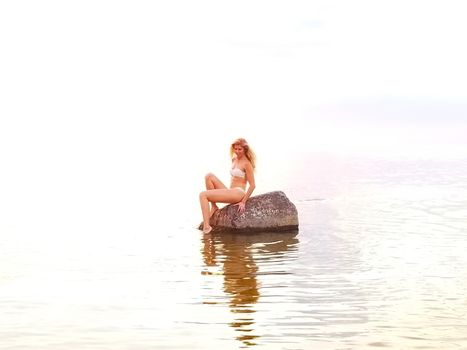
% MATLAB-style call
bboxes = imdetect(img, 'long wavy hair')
[230,138,256,170]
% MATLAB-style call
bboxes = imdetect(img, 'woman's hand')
[236,201,246,213]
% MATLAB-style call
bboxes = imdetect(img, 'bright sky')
[1,1,466,232]
[1,0,466,157]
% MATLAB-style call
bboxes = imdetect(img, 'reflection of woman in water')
[201,231,299,347]
[222,237,260,308]
[199,138,256,234]
[202,233,260,346]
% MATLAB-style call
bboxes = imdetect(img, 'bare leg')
[204,173,226,217]
[205,173,227,190]
[210,204,219,218]
[199,192,213,234]
[199,188,244,234]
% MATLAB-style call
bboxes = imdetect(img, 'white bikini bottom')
[232,187,246,193]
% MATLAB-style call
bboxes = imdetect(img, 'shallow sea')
[1,153,467,349]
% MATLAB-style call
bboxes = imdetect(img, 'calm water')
[1,154,467,349]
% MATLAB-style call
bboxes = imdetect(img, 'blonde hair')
[230,138,256,169]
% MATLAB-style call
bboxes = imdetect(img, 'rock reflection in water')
[201,230,299,348]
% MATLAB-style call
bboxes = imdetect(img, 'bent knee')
[205,172,216,181]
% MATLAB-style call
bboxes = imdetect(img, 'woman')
[199,138,256,234]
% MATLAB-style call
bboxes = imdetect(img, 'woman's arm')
[237,162,255,212]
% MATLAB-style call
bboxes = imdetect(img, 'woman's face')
[233,145,245,158]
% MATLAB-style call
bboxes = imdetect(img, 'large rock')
[199,191,299,233]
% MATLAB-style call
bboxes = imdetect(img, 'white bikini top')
[230,167,246,178]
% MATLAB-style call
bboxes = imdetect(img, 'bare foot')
[203,225,213,234]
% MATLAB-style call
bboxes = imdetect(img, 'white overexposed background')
[1,0,466,236]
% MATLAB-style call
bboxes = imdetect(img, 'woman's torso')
[230,159,247,189]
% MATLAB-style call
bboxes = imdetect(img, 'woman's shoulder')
[241,159,253,169]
